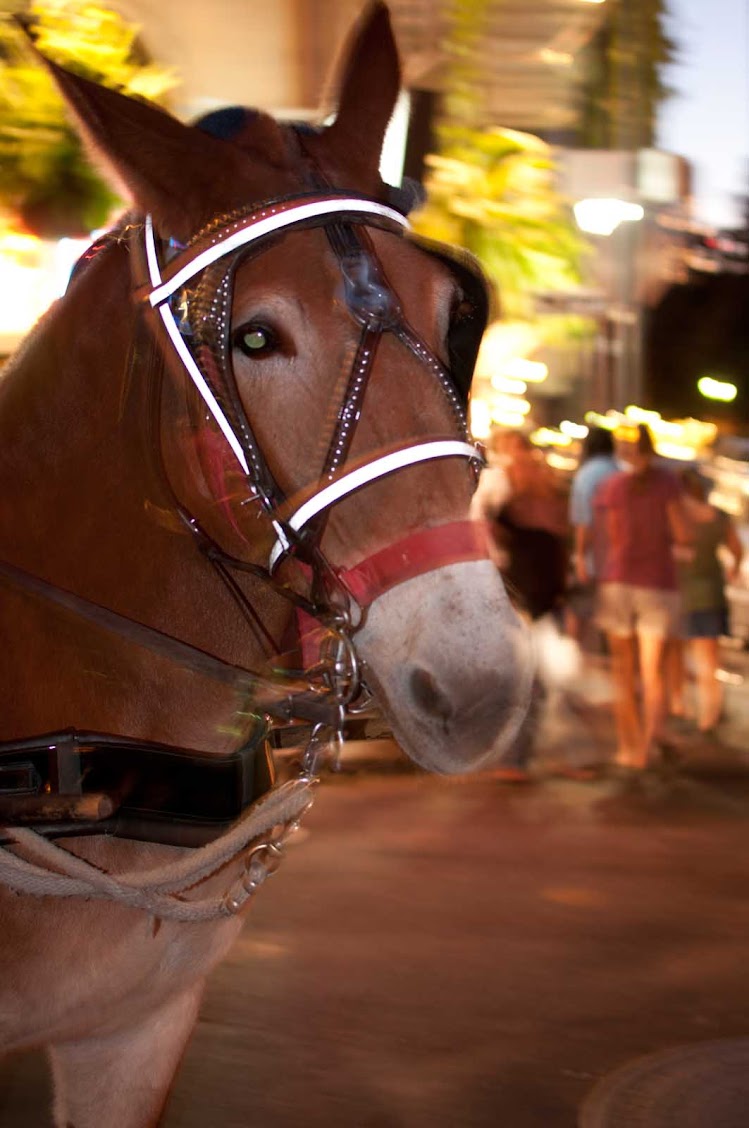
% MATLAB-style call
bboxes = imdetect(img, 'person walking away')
[485,429,569,622]
[593,424,690,770]
[677,467,743,734]
[471,429,572,779]
[568,426,619,648]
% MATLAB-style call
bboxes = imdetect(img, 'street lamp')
[573,197,644,236]
[697,376,737,403]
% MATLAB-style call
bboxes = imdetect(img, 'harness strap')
[0,557,337,727]
[268,439,482,570]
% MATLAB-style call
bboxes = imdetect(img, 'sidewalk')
[3,648,749,1128]
[335,642,749,783]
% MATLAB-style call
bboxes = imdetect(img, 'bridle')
[136,187,491,721]
[0,185,493,865]
[140,191,483,566]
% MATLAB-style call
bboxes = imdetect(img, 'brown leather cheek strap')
[336,519,493,609]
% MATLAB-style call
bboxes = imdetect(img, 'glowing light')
[546,451,579,471]
[493,394,531,416]
[469,399,492,440]
[492,411,527,429]
[0,229,94,349]
[653,441,700,462]
[531,427,573,447]
[503,357,548,383]
[0,233,55,343]
[584,411,619,431]
[585,406,718,458]
[475,321,540,377]
[490,374,527,395]
[539,48,573,66]
[55,236,96,293]
[697,376,738,403]
[624,405,661,425]
[559,420,589,439]
[573,198,644,236]
[380,91,411,187]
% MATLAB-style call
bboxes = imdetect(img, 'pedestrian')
[471,428,573,779]
[568,425,619,648]
[478,429,569,623]
[676,467,743,734]
[593,424,691,769]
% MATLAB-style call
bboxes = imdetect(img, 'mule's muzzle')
[354,559,534,774]
[402,662,532,772]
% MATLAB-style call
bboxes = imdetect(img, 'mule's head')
[36,1,532,771]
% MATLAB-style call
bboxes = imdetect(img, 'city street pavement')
[2,650,749,1126]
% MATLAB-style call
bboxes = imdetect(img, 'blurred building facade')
[2,0,701,425]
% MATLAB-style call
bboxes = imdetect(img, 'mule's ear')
[17,25,247,239]
[325,2,400,174]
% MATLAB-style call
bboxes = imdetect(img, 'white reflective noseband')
[268,440,482,571]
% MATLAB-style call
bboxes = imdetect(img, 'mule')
[0,4,532,1125]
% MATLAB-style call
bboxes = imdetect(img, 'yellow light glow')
[546,451,579,471]
[651,419,683,439]
[493,394,531,416]
[492,411,527,429]
[584,406,718,458]
[531,427,573,447]
[624,405,661,424]
[584,411,619,431]
[475,321,540,377]
[559,420,589,439]
[653,441,700,462]
[0,228,93,348]
[490,374,527,395]
[469,399,492,440]
[503,357,548,383]
[697,376,738,403]
[0,245,54,341]
[539,48,573,66]
[0,230,40,261]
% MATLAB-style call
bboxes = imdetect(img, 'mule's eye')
[452,295,475,326]
[233,324,278,357]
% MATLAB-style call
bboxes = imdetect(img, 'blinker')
[340,253,397,330]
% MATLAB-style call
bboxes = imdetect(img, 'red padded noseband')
[337,519,492,609]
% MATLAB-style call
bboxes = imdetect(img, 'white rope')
[0,779,314,922]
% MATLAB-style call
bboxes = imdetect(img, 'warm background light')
[697,375,738,403]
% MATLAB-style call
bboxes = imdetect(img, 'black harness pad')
[0,726,274,846]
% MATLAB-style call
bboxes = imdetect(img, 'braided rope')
[0,779,315,922]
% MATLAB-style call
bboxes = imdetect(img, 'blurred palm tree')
[411,124,589,322]
[577,0,676,150]
[0,0,177,237]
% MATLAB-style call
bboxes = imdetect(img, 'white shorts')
[596,582,682,638]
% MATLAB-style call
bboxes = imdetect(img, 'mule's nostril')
[409,667,454,722]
